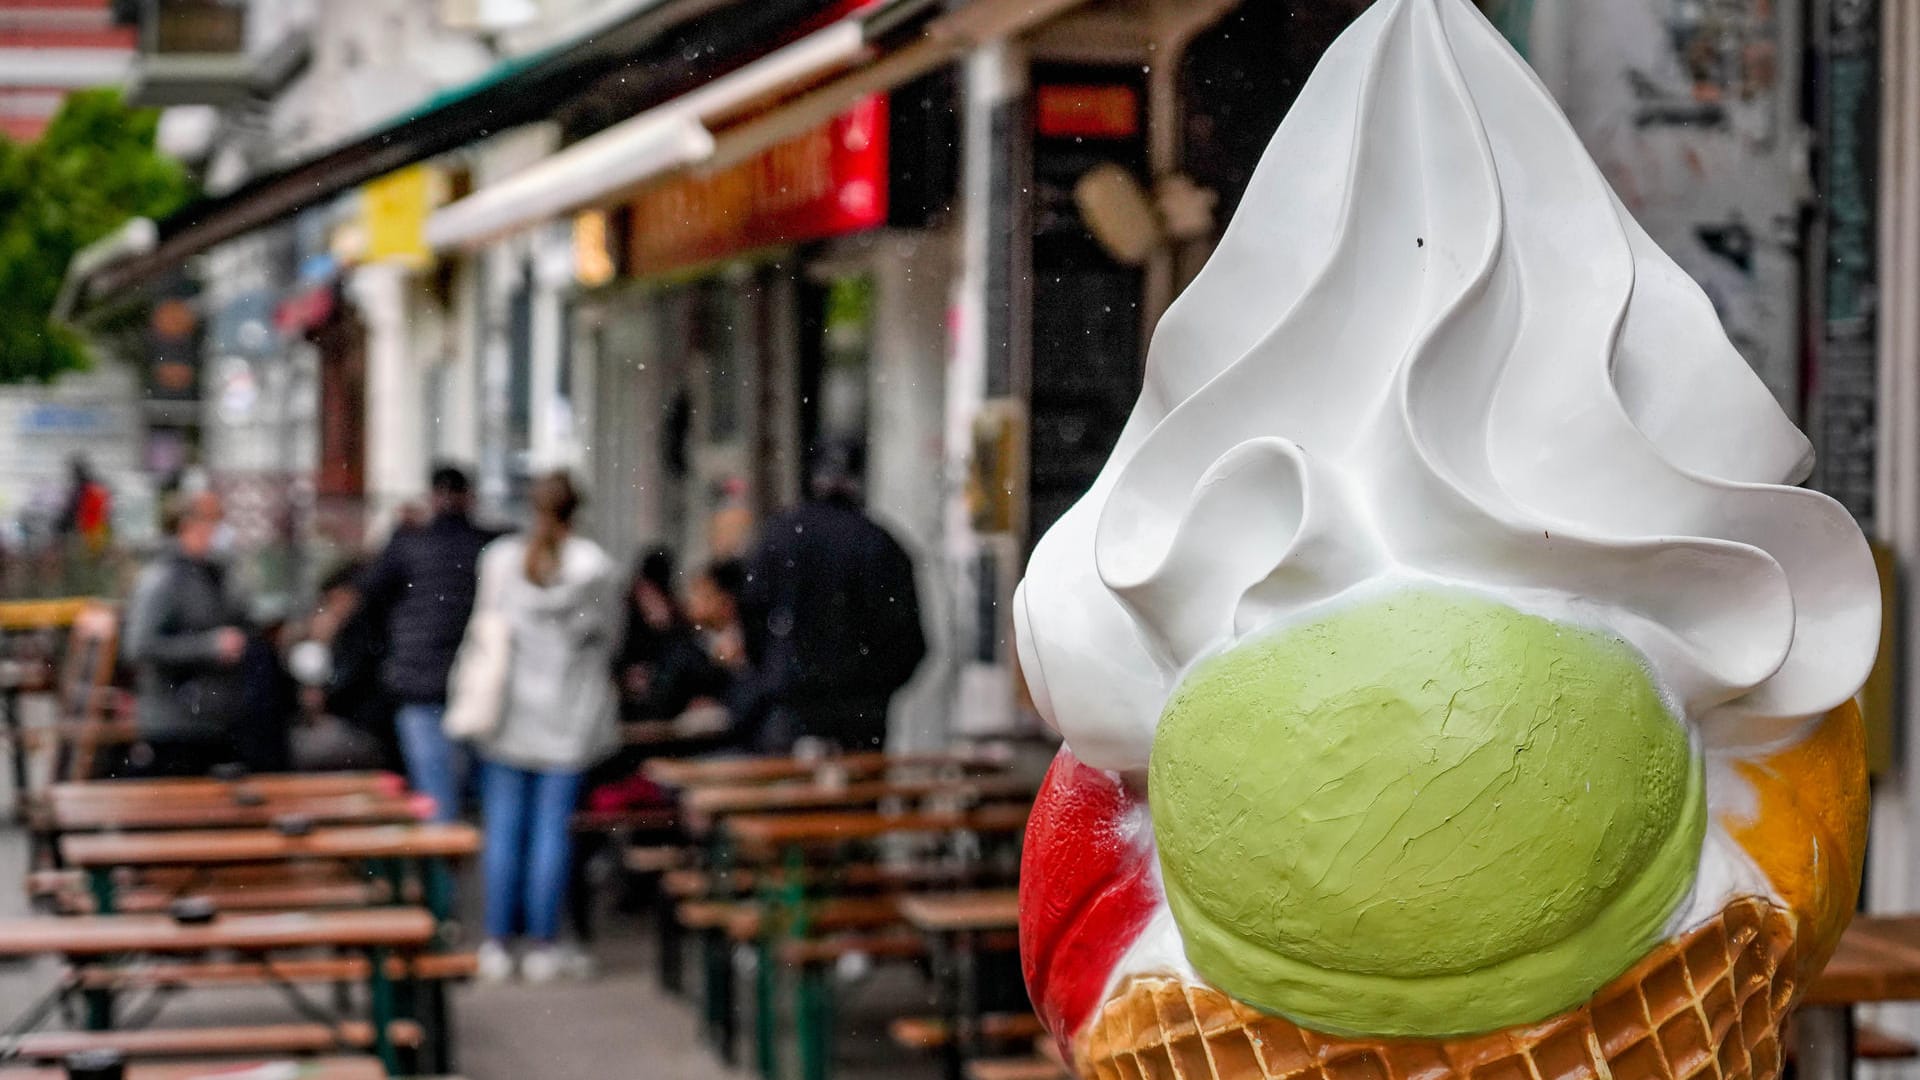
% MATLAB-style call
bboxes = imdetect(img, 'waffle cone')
[1076,897,1799,1080]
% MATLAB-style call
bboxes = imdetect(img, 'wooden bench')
[890,1014,1047,1051]
[50,878,385,915]
[49,773,405,809]
[0,909,440,1074]
[0,1056,387,1078]
[47,792,428,833]
[622,844,689,874]
[680,775,1035,833]
[661,860,973,899]
[965,1059,1068,1080]
[724,896,906,942]
[645,748,1014,788]
[0,908,437,958]
[60,822,478,919]
[31,861,370,902]
[724,805,1030,860]
[73,951,478,990]
[5,1021,424,1062]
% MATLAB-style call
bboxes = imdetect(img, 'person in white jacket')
[465,472,621,983]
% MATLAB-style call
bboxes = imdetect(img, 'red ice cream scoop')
[1019,747,1160,1055]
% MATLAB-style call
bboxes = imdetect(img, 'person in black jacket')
[742,453,927,752]
[350,465,499,821]
[120,491,251,776]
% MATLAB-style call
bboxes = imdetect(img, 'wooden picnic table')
[0,1056,388,1079]
[46,791,429,832]
[900,890,1020,935]
[0,909,438,1075]
[1800,915,1920,1080]
[0,908,436,957]
[725,805,1029,858]
[60,822,478,921]
[645,748,1013,789]
[681,775,1035,833]
[902,891,1023,1080]
[50,773,404,806]
[61,823,478,870]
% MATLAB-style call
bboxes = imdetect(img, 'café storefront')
[573,87,955,574]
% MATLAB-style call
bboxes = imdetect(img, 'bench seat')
[10,1020,424,1062]
[966,1059,1069,1080]
[74,952,478,990]
[890,1014,1046,1052]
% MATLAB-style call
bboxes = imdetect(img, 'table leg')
[1795,1005,1854,1080]
[702,928,737,1064]
[797,961,833,1080]
[367,946,399,1076]
[4,684,25,821]
[954,930,980,1079]
[82,986,112,1031]
[422,979,454,1076]
[421,857,455,925]
[755,935,778,1080]
[86,867,115,916]
[657,896,684,996]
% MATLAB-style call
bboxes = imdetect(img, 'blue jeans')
[479,759,583,943]
[396,704,467,823]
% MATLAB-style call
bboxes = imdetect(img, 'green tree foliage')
[0,89,194,383]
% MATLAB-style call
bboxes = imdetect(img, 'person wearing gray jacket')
[120,491,251,776]
[465,473,622,984]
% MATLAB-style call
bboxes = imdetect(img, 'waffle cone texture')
[1077,898,1799,1080]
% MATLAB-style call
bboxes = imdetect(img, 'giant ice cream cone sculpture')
[1012,1,1879,1077]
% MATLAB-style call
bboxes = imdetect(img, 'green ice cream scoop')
[1150,588,1704,1039]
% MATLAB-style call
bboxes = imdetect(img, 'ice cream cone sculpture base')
[1077,898,1798,1080]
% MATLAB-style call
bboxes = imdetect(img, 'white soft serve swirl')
[1013,0,1878,799]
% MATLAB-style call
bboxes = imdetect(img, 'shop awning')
[424,18,877,251]
[425,0,1095,251]
[59,0,875,322]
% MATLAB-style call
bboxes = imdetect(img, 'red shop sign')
[630,95,888,274]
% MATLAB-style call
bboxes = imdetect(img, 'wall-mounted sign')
[573,209,619,287]
[629,96,889,275]
[1036,84,1141,139]
[16,404,113,437]
[360,165,442,269]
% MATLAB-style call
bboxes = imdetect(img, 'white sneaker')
[476,940,515,985]
[520,945,564,984]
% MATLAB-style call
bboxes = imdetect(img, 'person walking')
[120,491,250,776]
[463,472,621,982]
[352,465,497,821]
[743,449,928,753]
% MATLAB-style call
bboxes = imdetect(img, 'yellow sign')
[573,210,617,288]
[360,166,441,268]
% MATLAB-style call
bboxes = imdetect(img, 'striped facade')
[0,0,133,140]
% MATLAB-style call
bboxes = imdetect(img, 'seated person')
[617,549,731,721]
